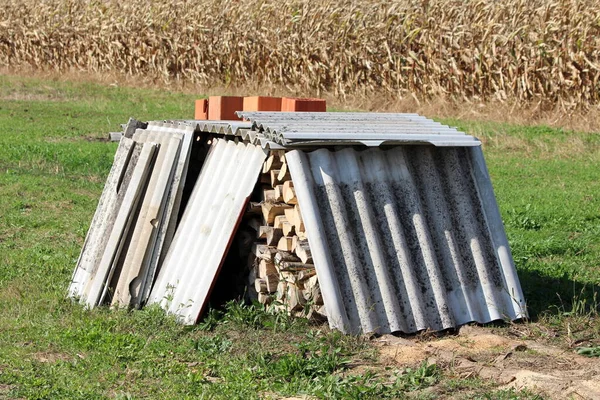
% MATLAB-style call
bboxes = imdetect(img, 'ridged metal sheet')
[111,131,183,308]
[148,138,267,324]
[237,112,480,147]
[69,137,137,300]
[162,120,286,149]
[286,146,527,335]
[136,123,195,270]
[69,123,194,308]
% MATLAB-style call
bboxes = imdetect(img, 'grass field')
[0,74,599,399]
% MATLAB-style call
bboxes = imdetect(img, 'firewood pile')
[243,150,326,322]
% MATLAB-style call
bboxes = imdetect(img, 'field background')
[2,0,600,109]
[1,0,600,397]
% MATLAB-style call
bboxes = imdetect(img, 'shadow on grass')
[518,268,600,321]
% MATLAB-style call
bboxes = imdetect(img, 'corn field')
[1,0,599,106]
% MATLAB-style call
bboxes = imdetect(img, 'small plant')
[576,346,600,357]
[192,335,232,357]
[396,361,440,391]
[197,307,224,331]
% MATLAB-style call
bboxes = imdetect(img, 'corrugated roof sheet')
[148,138,267,324]
[69,137,137,300]
[237,112,480,147]
[69,123,194,307]
[111,131,183,307]
[286,145,527,335]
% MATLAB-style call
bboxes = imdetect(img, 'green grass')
[2,73,598,399]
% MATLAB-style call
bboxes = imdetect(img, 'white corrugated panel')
[111,132,183,307]
[83,142,158,307]
[148,138,267,324]
[68,137,136,299]
[286,145,527,335]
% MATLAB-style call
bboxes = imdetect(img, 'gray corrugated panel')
[136,124,195,275]
[191,121,252,136]
[83,142,158,307]
[111,132,183,308]
[236,112,477,147]
[286,146,527,335]
[69,138,136,299]
[148,138,267,324]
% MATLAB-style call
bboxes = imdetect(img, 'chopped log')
[265,274,279,293]
[270,170,280,188]
[257,260,279,293]
[273,215,288,230]
[262,189,278,202]
[254,278,267,293]
[274,251,300,266]
[282,222,295,237]
[279,261,315,272]
[261,203,292,224]
[258,259,277,277]
[285,205,304,232]
[274,184,284,200]
[277,236,294,252]
[258,226,283,246]
[291,235,299,252]
[307,305,327,322]
[297,269,316,282]
[294,239,313,264]
[277,163,291,182]
[304,274,319,292]
[258,292,272,305]
[262,154,283,174]
[282,181,297,204]
[251,243,276,261]
[246,202,262,216]
[276,281,287,301]
[279,271,297,284]
[303,275,323,304]
[286,285,305,311]
[296,231,307,240]
[284,208,296,226]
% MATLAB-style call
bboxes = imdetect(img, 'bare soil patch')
[376,325,600,399]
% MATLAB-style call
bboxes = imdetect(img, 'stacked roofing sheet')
[70,111,527,335]
[69,123,195,308]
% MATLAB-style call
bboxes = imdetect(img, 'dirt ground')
[376,325,600,399]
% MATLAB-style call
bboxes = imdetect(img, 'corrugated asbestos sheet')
[286,145,527,335]
[69,123,194,308]
[148,138,267,324]
[236,112,481,147]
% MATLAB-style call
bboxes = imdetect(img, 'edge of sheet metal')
[148,139,268,324]
[286,146,527,335]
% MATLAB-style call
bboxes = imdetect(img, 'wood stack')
[243,151,326,321]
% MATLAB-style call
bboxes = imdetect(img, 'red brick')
[194,99,208,120]
[282,97,327,112]
[208,96,244,120]
[243,96,282,111]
